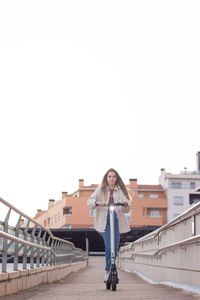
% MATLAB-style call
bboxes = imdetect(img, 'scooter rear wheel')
[106,282,111,290]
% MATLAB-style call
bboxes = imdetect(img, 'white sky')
[0,1,200,219]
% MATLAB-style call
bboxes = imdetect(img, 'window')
[63,206,72,216]
[90,210,96,217]
[171,181,182,189]
[55,215,57,223]
[44,220,47,226]
[173,196,184,205]
[48,217,50,226]
[51,217,53,225]
[190,182,196,189]
[62,224,72,229]
[191,199,200,205]
[149,210,160,218]
[58,212,60,221]
[138,194,143,198]
[143,208,145,215]
[149,194,159,199]
[189,194,200,205]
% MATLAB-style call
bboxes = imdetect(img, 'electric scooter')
[97,202,125,291]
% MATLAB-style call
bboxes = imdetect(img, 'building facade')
[129,179,167,226]
[159,152,200,222]
[33,178,167,229]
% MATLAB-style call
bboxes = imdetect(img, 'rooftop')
[137,184,163,191]
[79,183,164,191]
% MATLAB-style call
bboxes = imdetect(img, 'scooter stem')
[110,206,115,265]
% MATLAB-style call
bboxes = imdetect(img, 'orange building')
[129,179,167,226]
[33,179,167,228]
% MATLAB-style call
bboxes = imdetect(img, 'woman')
[87,168,131,282]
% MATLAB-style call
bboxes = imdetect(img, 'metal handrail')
[0,197,76,248]
[0,231,76,258]
[153,234,200,256]
[0,231,50,251]
[132,201,200,245]
[0,197,87,272]
[119,201,200,262]
[119,235,200,261]
[121,235,200,258]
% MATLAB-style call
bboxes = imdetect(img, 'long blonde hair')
[101,168,131,201]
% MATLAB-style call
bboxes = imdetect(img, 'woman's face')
[107,171,117,187]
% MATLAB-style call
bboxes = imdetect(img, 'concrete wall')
[119,244,200,286]
[0,260,86,297]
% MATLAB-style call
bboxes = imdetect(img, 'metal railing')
[180,170,200,175]
[129,201,200,246]
[0,197,87,273]
[119,201,200,261]
[153,234,200,257]
[118,200,200,288]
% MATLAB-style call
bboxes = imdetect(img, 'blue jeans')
[102,211,120,271]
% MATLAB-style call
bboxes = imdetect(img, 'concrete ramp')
[0,257,199,299]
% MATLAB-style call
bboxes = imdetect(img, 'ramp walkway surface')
[1,256,199,299]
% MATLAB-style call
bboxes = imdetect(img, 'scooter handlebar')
[111,203,126,206]
[95,202,126,207]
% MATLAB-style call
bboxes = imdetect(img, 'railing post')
[23,220,30,269]
[57,241,61,265]
[45,236,52,266]
[30,227,36,269]
[47,236,53,266]
[61,242,65,263]
[2,208,11,272]
[36,228,42,267]
[86,237,89,266]
[41,232,47,266]
[14,215,21,271]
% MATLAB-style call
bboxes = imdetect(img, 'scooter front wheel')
[111,273,117,291]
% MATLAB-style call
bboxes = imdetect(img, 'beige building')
[159,152,200,222]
